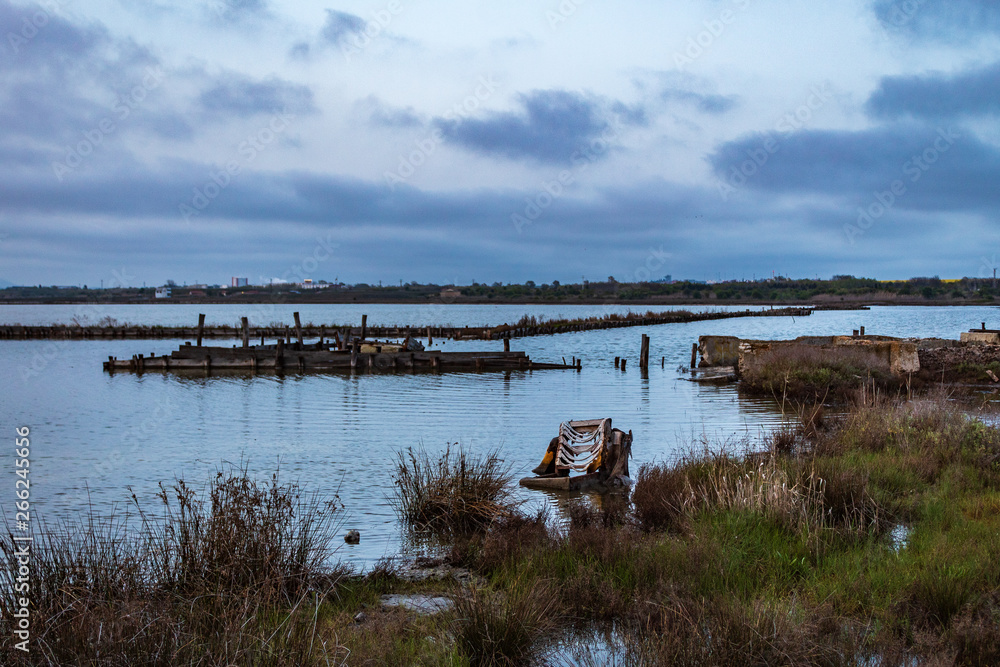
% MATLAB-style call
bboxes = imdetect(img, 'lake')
[1,303,996,567]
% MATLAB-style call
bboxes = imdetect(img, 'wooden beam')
[293,312,303,348]
[241,317,249,348]
[197,313,205,347]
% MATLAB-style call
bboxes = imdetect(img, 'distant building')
[155,286,171,299]
[231,277,248,287]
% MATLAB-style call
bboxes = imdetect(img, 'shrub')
[391,445,520,535]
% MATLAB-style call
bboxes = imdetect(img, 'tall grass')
[0,463,348,665]
[391,445,520,535]
[632,448,886,543]
[453,577,558,666]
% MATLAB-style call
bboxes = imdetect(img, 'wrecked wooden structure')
[102,313,579,374]
[519,418,632,492]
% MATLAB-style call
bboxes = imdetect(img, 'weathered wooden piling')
[615,356,620,368]
[691,342,698,369]
[504,338,510,352]
[640,334,650,369]
[294,312,304,347]
[197,314,205,347]
[621,358,627,371]
[241,317,249,348]
[361,314,368,341]
[275,339,284,368]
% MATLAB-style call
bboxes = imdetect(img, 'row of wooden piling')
[3,307,813,340]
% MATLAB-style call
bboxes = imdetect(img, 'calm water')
[1,304,996,567]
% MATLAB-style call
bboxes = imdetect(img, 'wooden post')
[503,338,510,352]
[621,358,627,371]
[197,313,205,347]
[690,343,698,369]
[640,334,650,369]
[319,326,325,346]
[427,326,433,346]
[661,356,665,368]
[860,326,865,336]
[576,358,582,370]
[853,330,859,337]
[275,339,284,369]
[260,333,265,346]
[361,314,368,341]
[983,322,987,331]
[293,312,303,348]
[241,317,249,348]
[615,356,620,368]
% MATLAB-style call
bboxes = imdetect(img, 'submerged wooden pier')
[103,345,577,374]
[102,312,579,374]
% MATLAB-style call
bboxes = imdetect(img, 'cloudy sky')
[1,0,999,287]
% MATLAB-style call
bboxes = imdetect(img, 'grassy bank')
[6,399,1000,664]
[739,344,906,401]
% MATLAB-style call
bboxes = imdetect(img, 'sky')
[1,0,999,287]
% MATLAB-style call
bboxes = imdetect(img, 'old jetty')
[102,313,578,374]
[4,306,811,340]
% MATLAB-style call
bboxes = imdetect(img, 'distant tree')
[525,280,536,288]
[166,279,177,287]
[552,280,560,287]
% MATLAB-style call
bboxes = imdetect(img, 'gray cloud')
[432,90,615,164]
[662,89,738,114]
[212,0,269,22]
[873,0,1000,38]
[320,9,366,46]
[710,124,1000,213]
[866,61,1000,119]
[359,96,424,129]
[199,74,317,117]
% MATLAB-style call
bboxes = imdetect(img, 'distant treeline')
[2,275,997,304]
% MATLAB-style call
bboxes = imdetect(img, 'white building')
[155,286,171,299]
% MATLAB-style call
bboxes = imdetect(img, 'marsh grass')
[391,445,520,535]
[453,577,558,666]
[632,447,886,544]
[0,463,348,665]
